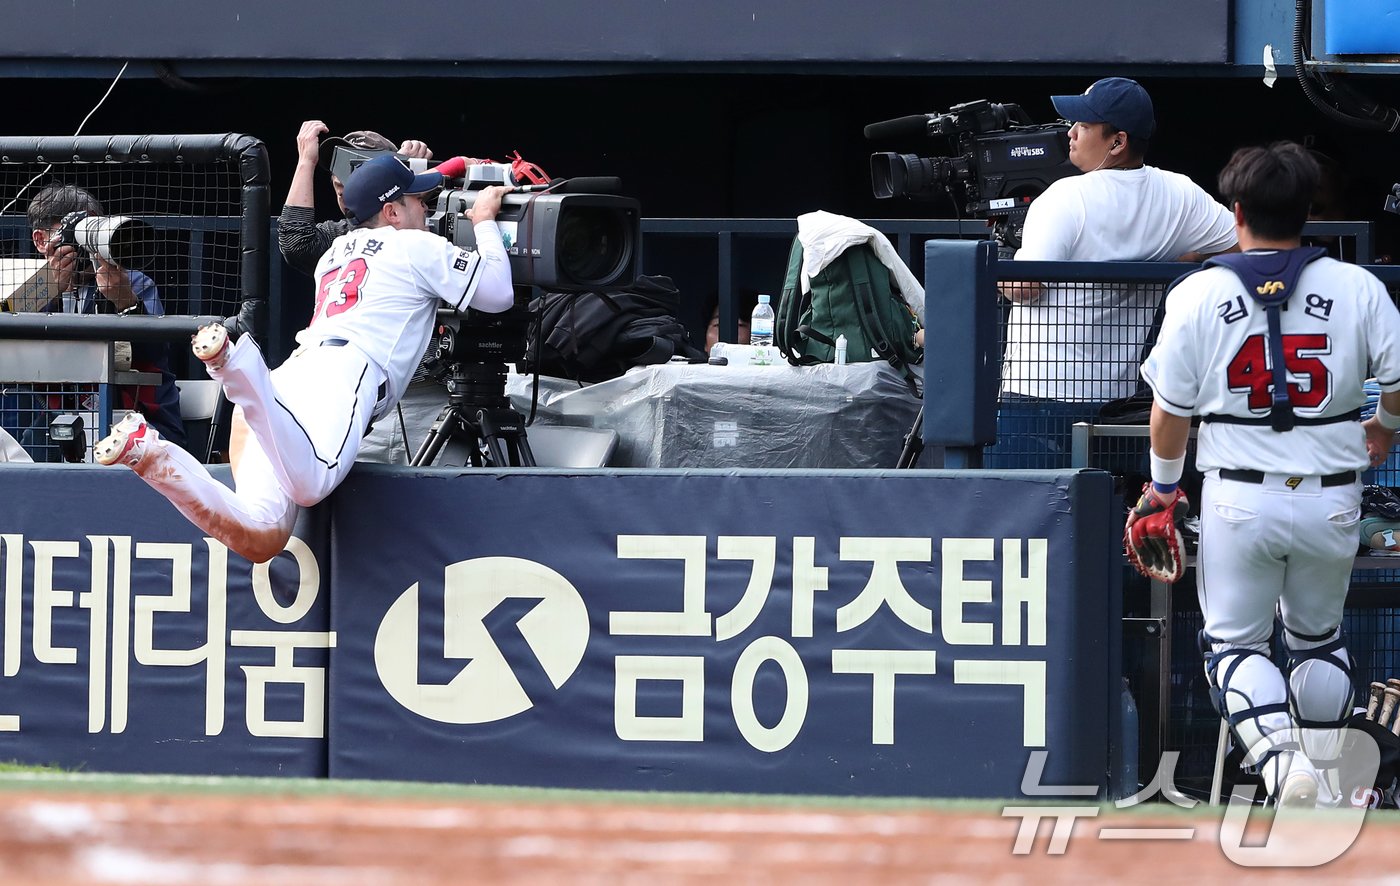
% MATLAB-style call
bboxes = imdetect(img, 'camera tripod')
[409,361,536,467]
[895,406,924,468]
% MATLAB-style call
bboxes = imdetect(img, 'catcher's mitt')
[1124,483,1188,583]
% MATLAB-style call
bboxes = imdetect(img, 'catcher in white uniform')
[93,154,516,563]
[1131,142,1400,807]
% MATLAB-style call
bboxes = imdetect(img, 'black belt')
[1219,468,1357,487]
[1202,408,1361,427]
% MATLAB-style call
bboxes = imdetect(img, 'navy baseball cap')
[342,154,443,225]
[1051,77,1156,140]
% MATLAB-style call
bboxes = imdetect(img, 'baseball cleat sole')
[193,323,231,371]
[94,412,150,467]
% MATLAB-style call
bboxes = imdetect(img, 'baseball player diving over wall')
[92,154,516,563]
[1126,141,1400,808]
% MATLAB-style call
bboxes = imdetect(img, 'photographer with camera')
[989,77,1239,469]
[0,184,186,459]
[93,154,515,563]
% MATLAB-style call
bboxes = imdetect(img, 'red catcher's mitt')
[1124,483,1188,583]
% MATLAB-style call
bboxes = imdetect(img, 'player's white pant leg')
[1273,483,1360,807]
[1196,474,1284,645]
[1284,624,1353,806]
[1197,473,1300,798]
[212,338,381,507]
[1278,482,1361,636]
[128,426,298,563]
[1198,473,1359,804]
[1201,637,1300,797]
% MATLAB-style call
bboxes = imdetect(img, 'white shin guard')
[1204,637,1305,799]
[1285,625,1353,800]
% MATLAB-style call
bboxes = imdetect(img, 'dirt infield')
[3,781,1400,885]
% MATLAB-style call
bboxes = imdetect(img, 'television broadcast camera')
[329,143,642,468]
[427,166,640,292]
[865,100,1076,248]
[329,145,640,291]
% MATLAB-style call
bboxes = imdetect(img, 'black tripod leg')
[512,429,536,467]
[410,406,461,467]
[896,406,925,469]
[473,410,536,467]
[475,410,512,467]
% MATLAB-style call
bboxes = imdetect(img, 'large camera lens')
[556,206,632,288]
[870,153,953,199]
[871,152,909,199]
[74,216,156,268]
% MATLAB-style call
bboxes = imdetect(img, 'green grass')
[0,769,996,809]
[0,761,69,774]
[0,767,1397,820]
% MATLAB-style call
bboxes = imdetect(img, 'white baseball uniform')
[1006,165,1238,402]
[125,220,513,561]
[1142,250,1400,799]
[1143,254,1400,639]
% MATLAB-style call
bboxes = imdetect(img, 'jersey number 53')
[1226,332,1332,411]
[313,258,369,324]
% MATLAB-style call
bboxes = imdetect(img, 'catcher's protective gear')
[1124,483,1188,582]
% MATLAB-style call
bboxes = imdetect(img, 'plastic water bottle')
[834,334,848,365]
[1120,677,1140,798]
[749,294,775,347]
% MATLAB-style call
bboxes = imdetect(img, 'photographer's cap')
[1051,77,1156,140]
[342,154,443,225]
[318,130,397,172]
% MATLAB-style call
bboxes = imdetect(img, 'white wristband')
[1377,401,1400,431]
[1150,450,1186,487]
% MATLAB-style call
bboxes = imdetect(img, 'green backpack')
[775,237,922,386]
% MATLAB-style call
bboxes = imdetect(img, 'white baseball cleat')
[1275,754,1320,809]
[94,411,151,467]
[192,323,231,371]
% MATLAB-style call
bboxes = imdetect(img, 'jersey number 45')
[1227,332,1332,411]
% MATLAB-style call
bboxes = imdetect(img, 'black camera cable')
[1293,0,1400,132]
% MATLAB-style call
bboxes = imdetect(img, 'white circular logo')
[374,557,589,724]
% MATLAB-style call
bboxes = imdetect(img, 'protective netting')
[988,278,1168,470]
[0,135,268,463]
[0,157,246,317]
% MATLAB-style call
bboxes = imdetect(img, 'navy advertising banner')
[329,468,1118,798]
[0,463,1117,796]
[0,465,330,777]
[0,1,1228,66]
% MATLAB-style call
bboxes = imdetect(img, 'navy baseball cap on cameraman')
[342,154,443,225]
[1051,77,1156,140]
